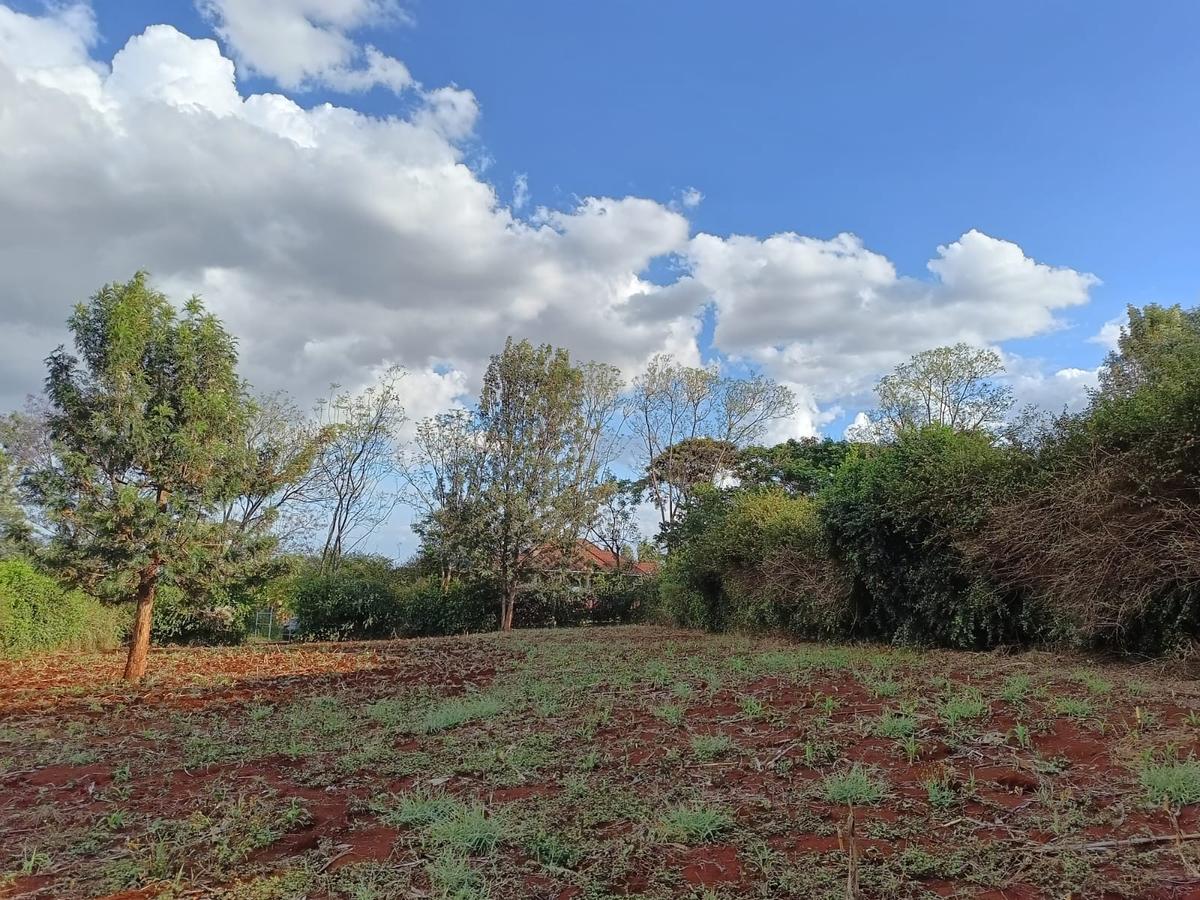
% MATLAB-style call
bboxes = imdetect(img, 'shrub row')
[659,305,1200,656]
[290,567,653,642]
[0,557,126,657]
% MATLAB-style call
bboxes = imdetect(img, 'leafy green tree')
[0,447,28,557]
[822,426,1031,648]
[27,274,297,681]
[860,344,1013,440]
[472,339,622,630]
[736,437,852,496]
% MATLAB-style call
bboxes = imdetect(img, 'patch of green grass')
[739,695,767,718]
[421,695,505,734]
[875,709,917,739]
[1000,674,1032,704]
[938,690,988,728]
[924,772,958,809]
[690,733,733,761]
[1053,697,1094,720]
[654,703,685,726]
[1074,671,1113,695]
[370,789,462,827]
[866,678,901,699]
[426,852,487,899]
[524,829,583,868]
[658,804,732,843]
[1140,757,1200,807]
[822,765,887,805]
[426,804,503,855]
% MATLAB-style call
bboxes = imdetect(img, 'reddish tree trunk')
[123,560,160,683]
[500,583,516,631]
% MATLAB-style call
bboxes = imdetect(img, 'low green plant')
[690,733,733,761]
[938,690,987,728]
[426,804,503,854]
[421,695,505,734]
[822,765,887,805]
[875,709,917,739]
[1053,697,1093,720]
[658,804,732,843]
[1140,756,1200,807]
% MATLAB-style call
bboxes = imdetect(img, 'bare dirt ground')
[2,626,1200,899]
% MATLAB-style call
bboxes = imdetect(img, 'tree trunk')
[500,582,517,631]
[123,561,160,683]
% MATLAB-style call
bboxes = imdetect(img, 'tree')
[863,344,1013,440]
[221,391,330,550]
[27,274,282,681]
[472,338,621,630]
[736,437,853,496]
[312,367,406,571]
[627,355,795,529]
[586,475,642,571]
[402,410,482,588]
[0,447,27,556]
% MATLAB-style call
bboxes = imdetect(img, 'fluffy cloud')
[0,2,1102,440]
[683,229,1099,413]
[198,0,413,93]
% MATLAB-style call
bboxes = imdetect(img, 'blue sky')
[0,0,1196,551]
[76,0,1199,345]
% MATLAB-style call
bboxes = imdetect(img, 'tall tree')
[585,474,642,571]
[27,274,282,681]
[473,338,621,630]
[312,367,406,571]
[628,355,795,528]
[862,344,1013,440]
[402,409,482,588]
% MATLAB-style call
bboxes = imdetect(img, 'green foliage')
[657,804,732,843]
[24,274,310,676]
[736,437,854,496]
[0,557,125,656]
[659,485,849,635]
[1139,756,1200,807]
[289,566,401,641]
[823,425,1035,648]
[150,584,248,646]
[396,577,497,636]
[822,765,888,805]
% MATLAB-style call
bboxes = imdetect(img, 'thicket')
[0,558,125,657]
[659,304,1200,657]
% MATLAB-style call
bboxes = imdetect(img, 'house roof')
[533,539,657,576]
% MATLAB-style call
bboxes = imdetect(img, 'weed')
[658,804,732,843]
[1053,697,1094,720]
[426,804,503,855]
[1001,675,1031,704]
[655,703,685,726]
[822,765,887,805]
[421,695,505,734]
[939,690,988,728]
[370,789,462,827]
[690,733,733,761]
[1140,756,1200,807]
[739,695,767,718]
[875,709,917,739]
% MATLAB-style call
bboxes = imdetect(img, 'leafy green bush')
[822,426,1039,649]
[290,569,401,640]
[513,584,589,629]
[590,574,656,624]
[396,577,497,636]
[0,557,125,656]
[150,584,248,646]
[659,486,849,636]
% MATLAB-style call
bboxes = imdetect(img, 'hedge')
[0,558,125,657]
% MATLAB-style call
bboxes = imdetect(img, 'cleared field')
[2,627,1200,899]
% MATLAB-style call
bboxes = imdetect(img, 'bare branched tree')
[627,355,795,528]
[400,409,481,588]
[865,344,1013,440]
[221,391,331,551]
[313,366,407,571]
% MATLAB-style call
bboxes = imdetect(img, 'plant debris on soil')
[2,626,1200,899]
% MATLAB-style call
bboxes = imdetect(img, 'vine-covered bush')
[0,558,125,656]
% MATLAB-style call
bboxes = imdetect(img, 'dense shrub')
[979,305,1200,655]
[150,584,248,646]
[659,486,849,636]
[396,577,497,636]
[0,558,125,656]
[290,569,401,640]
[590,574,656,624]
[822,426,1040,648]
